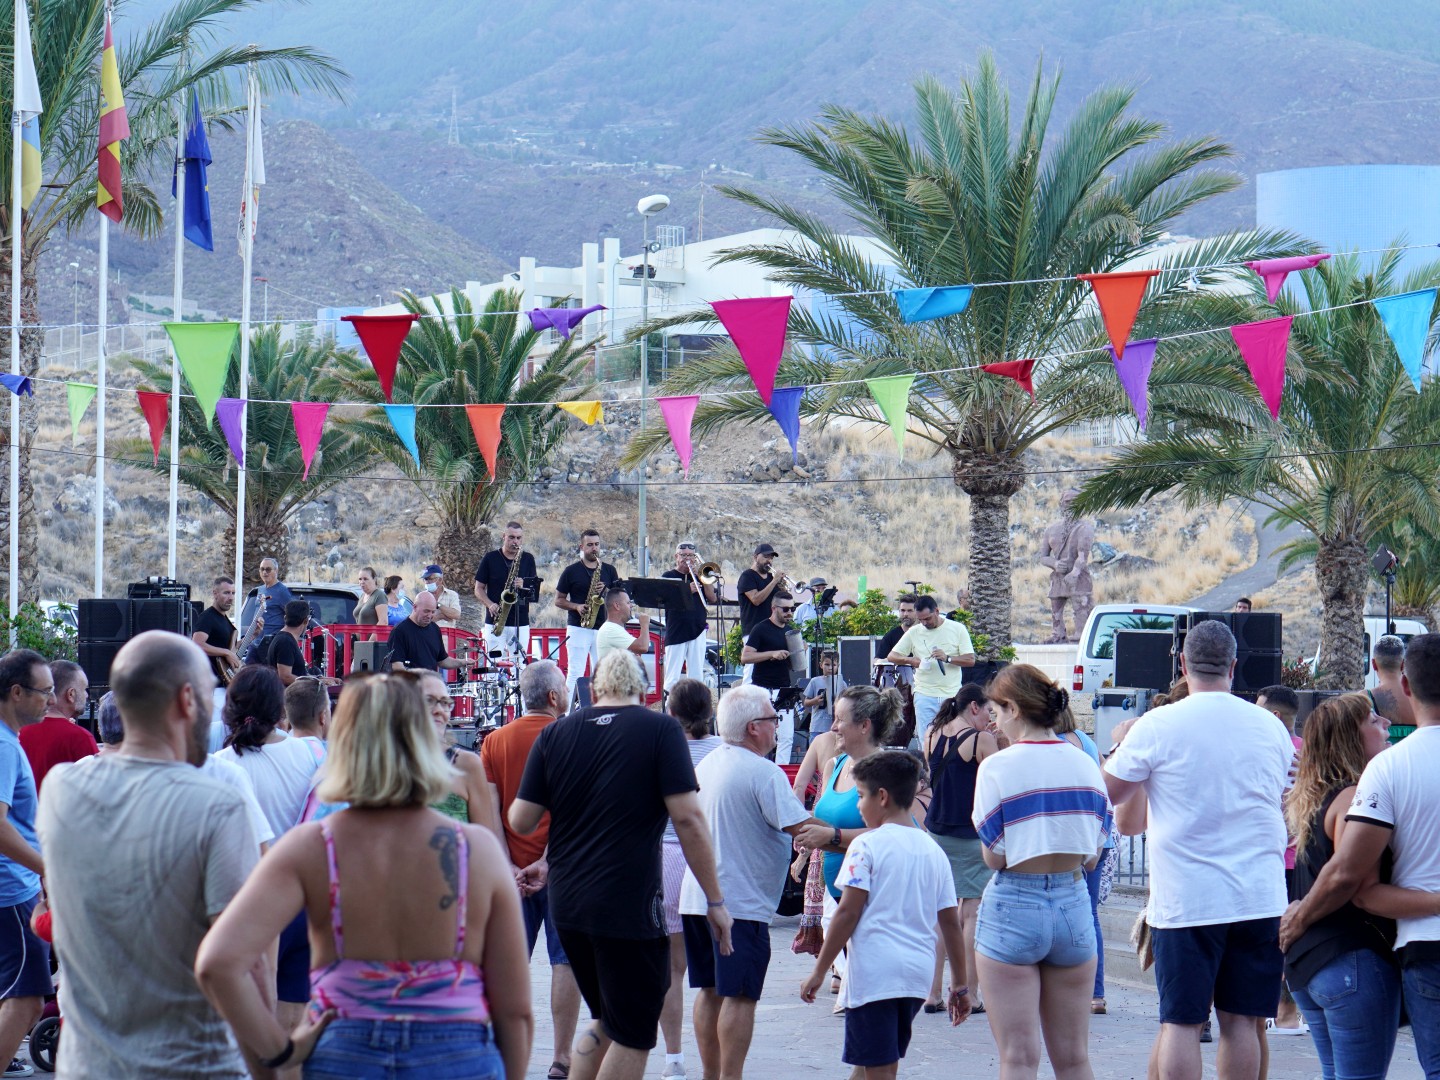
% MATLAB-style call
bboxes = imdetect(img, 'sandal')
[1091,998,1107,1015]
[922,1001,944,1014]
[830,974,841,995]
[547,1064,570,1079]
[969,1001,986,1015]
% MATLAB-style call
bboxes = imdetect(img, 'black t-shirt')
[195,608,236,652]
[878,623,906,657]
[267,631,309,677]
[747,619,794,690]
[554,560,620,628]
[516,704,698,938]
[736,568,774,634]
[475,550,539,627]
[386,617,449,672]
[660,570,708,645]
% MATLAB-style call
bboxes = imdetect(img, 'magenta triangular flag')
[1244,254,1330,303]
[215,398,246,466]
[1107,338,1158,430]
[710,296,792,405]
[1230,316,1293,420]
[657,395,700,477]
[291,402,330,480]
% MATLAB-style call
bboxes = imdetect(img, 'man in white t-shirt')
[594,588,651,669]
[679,686,817,1080]
[885,595,976,733]
[1105,619,1294,1080]
[1279,631,1440,1076]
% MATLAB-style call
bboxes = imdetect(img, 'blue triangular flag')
[383,404,420,467]
[766,386,804,463]
[0,374,32,397]
[1373,288,1436,391]
[894,285,973,324]
[171,90,213,252]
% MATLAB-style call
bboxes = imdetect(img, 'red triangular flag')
[136,391,169,463]
[710,296,792,405]
[465,404,505,481]
[342,314,419,402]
[1230,316,1293,420]
[1077,271,1160,360]
[981,360,1036,398]
[291,402,330,480]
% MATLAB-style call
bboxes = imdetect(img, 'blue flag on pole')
[172,91,214,251]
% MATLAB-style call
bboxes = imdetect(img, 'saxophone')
[580,562,605,629]
[493,550,523,628]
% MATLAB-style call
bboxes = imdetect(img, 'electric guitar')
[214,598,266,686]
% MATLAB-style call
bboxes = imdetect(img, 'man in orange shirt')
[20,661,97,793]
[481,658,580,1080]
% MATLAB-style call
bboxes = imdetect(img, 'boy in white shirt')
[800,751,970,1078]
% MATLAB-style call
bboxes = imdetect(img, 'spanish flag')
[14,0,44,211]
[95,7,130,223]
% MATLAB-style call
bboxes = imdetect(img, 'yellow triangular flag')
[559,400,604,425]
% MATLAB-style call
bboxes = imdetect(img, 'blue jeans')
[1084,858,1105,998]
[519,886,569,966]
[913,693,945,734]
[1288,949,1401,1080]
[1402,959,1440,1079]
[304,1020,503,1079]
[975,869,1095,968]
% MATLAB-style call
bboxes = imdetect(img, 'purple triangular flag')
[1107,337,1158,430]
[766,386,804,463]
[216,397,246,466]
[527,304,606,340]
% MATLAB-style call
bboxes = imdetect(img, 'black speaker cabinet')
[78,639,124,688]
[78,598,130,642]
[1115,629,1178,692]
[351,640,390,673]
[837,636,881,688]
[1231,612,1282,651]
[1233,650,1283,694]
[131,597,193,636]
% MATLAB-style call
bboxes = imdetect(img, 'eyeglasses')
[19,684,54,698]
[753,713,779,725]
[425,694,454,712]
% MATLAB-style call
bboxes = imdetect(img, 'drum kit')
[446,639,521,742]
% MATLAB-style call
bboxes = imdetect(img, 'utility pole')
[447,88,460,147]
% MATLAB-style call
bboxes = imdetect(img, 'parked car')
[1072,604,1199,693]
[240,582,412,631]
[1309,615,1428,690]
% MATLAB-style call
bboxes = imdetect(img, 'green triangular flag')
[164,321,240,427]
[865,374,914,458]
[66,382,98,447]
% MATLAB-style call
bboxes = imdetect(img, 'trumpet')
[777,572,797,594]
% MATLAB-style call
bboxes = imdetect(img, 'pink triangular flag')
[1230,316,1293,420]
[710,296,792,405]
[657,395,700,477]
[1244,254,1330,303]
[291,402,330,480]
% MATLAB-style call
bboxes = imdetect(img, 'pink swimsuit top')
[308,819,490,1023]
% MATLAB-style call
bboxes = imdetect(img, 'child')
[800,750,969,1079]
[803,652,848,741]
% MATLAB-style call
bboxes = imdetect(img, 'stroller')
[24,902,59,1072]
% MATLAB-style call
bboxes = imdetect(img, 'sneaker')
[659,1064,687,1079]
[1199,1020,1213,1044]
[4,1059,34,1078]
[1266,1017,1310,1036]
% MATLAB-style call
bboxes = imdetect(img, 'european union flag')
[172,91,213,251]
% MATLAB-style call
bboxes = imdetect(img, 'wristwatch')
[831,826,842,847]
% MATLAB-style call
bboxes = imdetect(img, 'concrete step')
[1098,887,1154,989]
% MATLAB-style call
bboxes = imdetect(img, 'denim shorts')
[303,1020,502,1079]
[974,869,1095,968]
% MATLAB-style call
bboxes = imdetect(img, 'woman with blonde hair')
[196,673,531,1079]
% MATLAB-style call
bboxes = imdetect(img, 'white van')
[1312,616,1429,690]
[1072,604,1198,693]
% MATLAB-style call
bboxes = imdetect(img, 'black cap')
[754,543,778,556]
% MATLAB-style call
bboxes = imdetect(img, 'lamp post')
[254,276,268,324]
[69,262,80,360]
[635,193,669,577]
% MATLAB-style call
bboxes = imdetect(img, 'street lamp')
[635,192,669,576]
[68,262,80,358]
[253,276,268,324]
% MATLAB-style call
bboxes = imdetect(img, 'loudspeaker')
[132,597,192,636]
[1115,629,1177,692]
[573,676,593,710]
[837,636,880,688]
[351,640,389,673]
[78,598,130,642]
[1233,650,1283,694]
[1295,689,1343,734]
[1231,612,1282,652]
[78,640,124,689]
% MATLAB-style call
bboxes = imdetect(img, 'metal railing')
[1113,832,1149,887]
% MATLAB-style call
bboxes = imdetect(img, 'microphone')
[935,654,946,675]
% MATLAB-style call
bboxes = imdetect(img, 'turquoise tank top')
[813,754,865,899]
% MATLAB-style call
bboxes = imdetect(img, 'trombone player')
[660,542,717,697]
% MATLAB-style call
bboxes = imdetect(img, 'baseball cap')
[754,543,778,556]
[423,564,443,579]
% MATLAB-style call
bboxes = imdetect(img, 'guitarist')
[192,576,249,683]
[554,528,620,702]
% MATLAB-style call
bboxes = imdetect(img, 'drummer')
[739,589,801,764]
[385,592,469,676]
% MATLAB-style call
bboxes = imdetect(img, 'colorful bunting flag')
[465,404,505,481]
[95,6,130,222]
[291,402,329,480]
[164,321,238,427]
[135,390,169,463]
[343,314,418,402]
[15,0,43,211]
[864,374,914,458]
[1230,316,1293,420]
[1373,289,1436,392]
[766,386,804,463]
[382,404,421,468]
[981,359,1036,398]
[1245,254,1331,304]
[894,286,973,323]
[528,304,606,339]
[710,296,792,405]
[0,375,33,398]
[1107,339,1158,430]
[66,383,97,446]
[1077,270,1159,360]
[174,90,214,251]
[559,400,604,426]
[215,398,246,466]
[657,395,700,477]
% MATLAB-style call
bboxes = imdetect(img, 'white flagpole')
[95,216,107,596]
[167,84,186,578]
[8,63,22,636]
[232,65,256,594]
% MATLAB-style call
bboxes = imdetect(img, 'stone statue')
[1038,489,1095,644]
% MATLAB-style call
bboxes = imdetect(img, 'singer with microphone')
[267,600,342,687]
[386,591,467,675]
[885,595,976,741]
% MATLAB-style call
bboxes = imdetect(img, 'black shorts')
[682,915,771,1000]
[844,997,922,1068]
[0,895,52,1000]
[276,910,311,1004]
[557,928,669,1051]
[1152,917,1283,1024]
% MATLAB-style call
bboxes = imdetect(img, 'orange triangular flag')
[559,400,604,425]
[465,404,505,481]
[1077,270,1160,360]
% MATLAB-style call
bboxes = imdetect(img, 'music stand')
[628,576,688,611]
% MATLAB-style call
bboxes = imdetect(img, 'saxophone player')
[474,520,539,660]
[554,528,620,700]
[660,542,716,696]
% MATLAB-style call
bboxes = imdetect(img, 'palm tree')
[321,288,598,628]
[1073,250,1440,688]
[0,0,347,599]
[620,54,1300,654]
[126,326,376,572]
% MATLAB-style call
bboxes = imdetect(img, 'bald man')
[387,591,466,674]
[37,632,260,1078]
